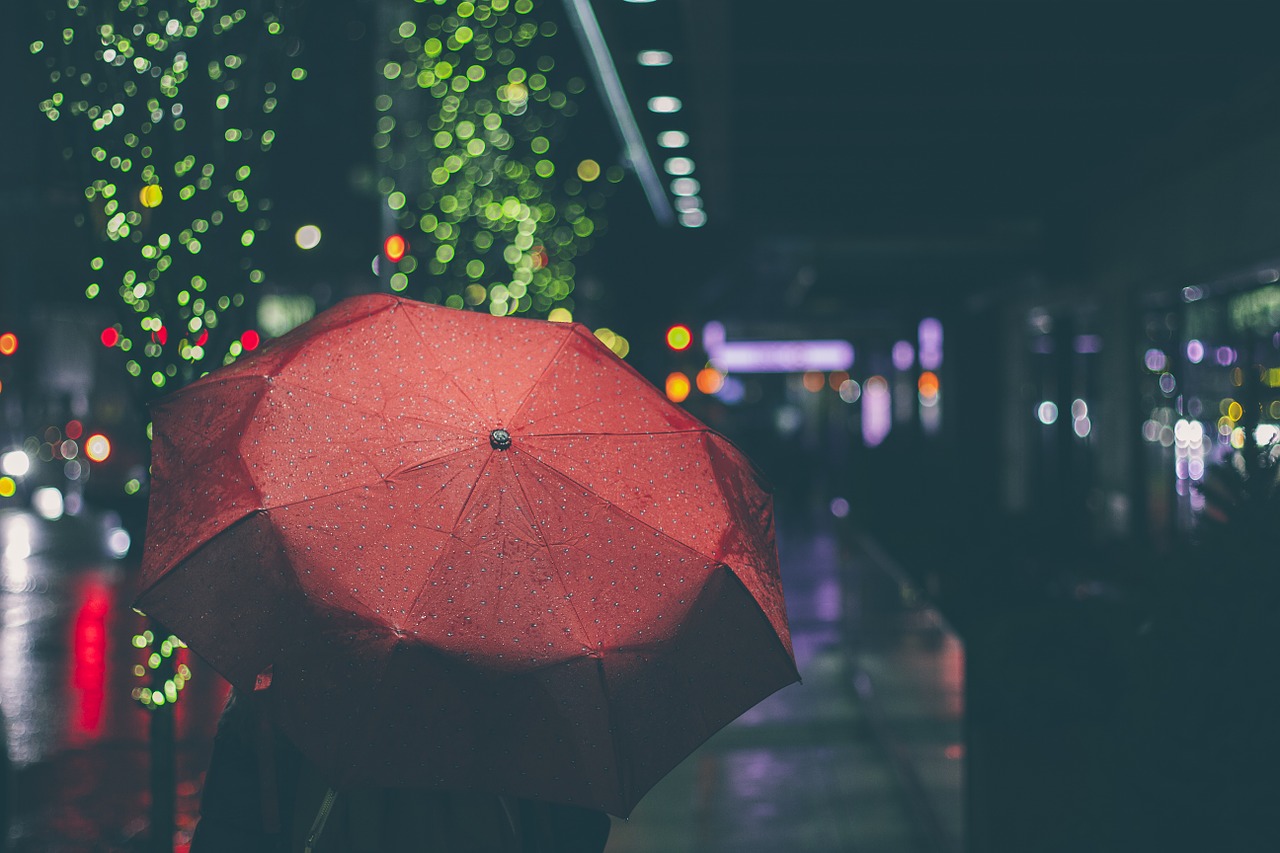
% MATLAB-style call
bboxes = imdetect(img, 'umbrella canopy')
[136,293,797,815]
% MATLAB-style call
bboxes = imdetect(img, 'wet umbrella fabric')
[135,293,797,816]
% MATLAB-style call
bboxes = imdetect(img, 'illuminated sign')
[702,321,853,373]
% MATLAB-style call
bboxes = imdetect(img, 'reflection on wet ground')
[1,509,225,852]
[605,521,963,852]
[2,509,962,852]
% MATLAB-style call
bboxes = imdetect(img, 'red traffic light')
[383,234,408,263]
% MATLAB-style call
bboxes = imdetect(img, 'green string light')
[130,630,192,711]
[381,0,621,318]
[36,0,303,388]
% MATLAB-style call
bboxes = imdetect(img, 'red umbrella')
[135,293,797,816]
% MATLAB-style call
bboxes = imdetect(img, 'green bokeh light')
[380,0,617,317]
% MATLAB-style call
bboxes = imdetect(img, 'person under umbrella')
[190,680,610,851]
[139,295,798,850]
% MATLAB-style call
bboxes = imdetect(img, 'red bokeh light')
[383,234,408,263]
[196,330,209,347]
[66,420,84,440]
[151,326,168,346]
[100,328,119,347]
[241,330,261,351]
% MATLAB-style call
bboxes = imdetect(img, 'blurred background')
[4,1,1280,850]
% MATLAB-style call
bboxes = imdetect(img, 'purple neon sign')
[702,322,854,373]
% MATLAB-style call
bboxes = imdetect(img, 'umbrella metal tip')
[490,428,512,450]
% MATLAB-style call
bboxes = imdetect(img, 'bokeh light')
[666,324,692,350]
[383,234,408,262]
[637,50,672,66]
[678,209,707,228]
[85,435,111,463]
[696,367,724,395]
[295,225,322,250]
[665,372,691,403]
[918,371,940,399]
[664,157,694,176]
[1,451,30,478]
[138,185,164,208]
[657,130,688,148]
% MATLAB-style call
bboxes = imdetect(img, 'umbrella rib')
[507,453,600,650]
[507,325,577,428]
[514,447,722,564]
[522,427,713,439]
[260,477,392,515]
[592,656,631,812]
[399,307,491,420]
[265,375,478,438]
[444,446,498,535]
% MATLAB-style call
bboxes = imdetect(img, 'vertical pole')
[149,621,175,853]
[376,0,395,295]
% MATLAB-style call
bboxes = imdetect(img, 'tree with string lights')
[35,0,304,395]
[34,1,302,848]
[377,0,622,330]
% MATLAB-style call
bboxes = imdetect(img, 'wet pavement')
[1,509,225,852]
[1,507,963,852]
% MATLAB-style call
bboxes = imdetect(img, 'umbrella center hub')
[489,428,512,451]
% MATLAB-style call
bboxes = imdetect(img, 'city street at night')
[6,1,1280,851]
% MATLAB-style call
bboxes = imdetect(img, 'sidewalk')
[605,521,963,852]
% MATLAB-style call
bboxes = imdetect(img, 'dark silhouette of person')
[190,688,610,853]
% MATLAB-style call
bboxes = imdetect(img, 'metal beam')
[560,0,674,226]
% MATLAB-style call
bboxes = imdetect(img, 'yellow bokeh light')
[0,477,14,498]
[577,159,601,181]
[139,184,163,208]
[1228,401,1244,421]
[666,372,691,403]
[548,307,573,323]
[85,434,111,463]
